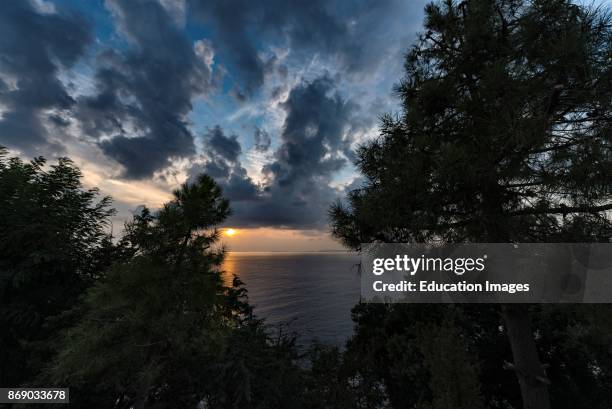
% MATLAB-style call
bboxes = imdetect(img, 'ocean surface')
[222,252,361,346]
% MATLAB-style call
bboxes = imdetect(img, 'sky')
[0,0,426,251]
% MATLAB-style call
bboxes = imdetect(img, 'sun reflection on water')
[220,253,236,287]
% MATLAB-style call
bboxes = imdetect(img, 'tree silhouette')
[0,152,370,408]
[41,175,232,407]
[331,1,611,408]
[0,147,115,387]
[41,175,310,408]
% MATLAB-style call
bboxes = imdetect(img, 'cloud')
[187,0,410,99]
[190,75,363,229]
[189,125,260,203]
[0,1,91,154]
[207,125,241,162]
[253,127,271,152]
[0,0,417,237]
[76,0,218,179]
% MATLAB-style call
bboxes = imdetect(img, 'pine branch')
[510,203,612,216]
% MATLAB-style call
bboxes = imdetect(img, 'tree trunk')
[502,304,550,409]
[482,193,551,409]
[132,376,152,409]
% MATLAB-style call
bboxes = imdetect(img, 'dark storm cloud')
[0,1,91,153]
[187,0,406,98]
[76,0,217,179]
[196,75,360,229]
[190,126,260,203]
[266,75,354,185]
[207,125,241,162]
[253,127,271,152]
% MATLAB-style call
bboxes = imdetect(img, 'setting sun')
[224,228,237,237]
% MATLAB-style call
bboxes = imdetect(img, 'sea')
[222,251,361,347]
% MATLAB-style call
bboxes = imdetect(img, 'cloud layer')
[0,1,91,154]
[187,0,410,98]
[0,0,423,231]
[191,75,364,228]
[79,0,218,178]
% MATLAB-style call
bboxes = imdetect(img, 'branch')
[506,181,544,188]
[134,340,165,348]
[510,203,612,216]
[528,141,580,154]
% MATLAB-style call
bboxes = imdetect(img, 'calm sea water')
[222,252,361,346]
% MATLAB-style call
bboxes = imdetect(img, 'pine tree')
[41,175,237,407]
[331,1,611,408]
[0,148,115,387]
[40,174,313,408]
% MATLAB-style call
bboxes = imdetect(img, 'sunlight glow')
[224,228,237,237]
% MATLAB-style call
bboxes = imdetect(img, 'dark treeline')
[1,0,611,408]
[330,0,612,408]
[0,151,352,408]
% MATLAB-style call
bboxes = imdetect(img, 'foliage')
[331,0,611,246]
[39,175,312,408]
[0,147,115,387]
[330,0,612,408]
[302,343,388,409]
[342,303,612,409]
[0,151,378,409]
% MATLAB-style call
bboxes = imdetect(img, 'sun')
[224,228,237,237]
